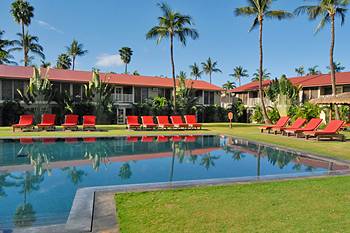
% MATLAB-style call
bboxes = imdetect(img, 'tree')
[0,30,16,65]
[201,57,222,84]
[230,66,249,86]
[327,61,345,72]
[12,32,45,66]
[295,0,349,120]
[235,0,293,124]
[146,2,199,113]
[189,62,202,80]
[251,69,271,81]
[295,66,305,76]
[56,53,71,69]
[222,81,236,91]
[10,0,34,66]
[119,47,133,74]
[307,65,322,75]
[40,60,51,68]
[176,71,198,115]
[118,163,132,180]
[66,39,88,70]
[132,70,140,76]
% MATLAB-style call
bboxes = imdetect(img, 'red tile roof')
[230,73,350,93]
[0,65,222,91]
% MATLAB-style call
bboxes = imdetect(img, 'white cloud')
[36,20,64,34]
[95,54,123,67]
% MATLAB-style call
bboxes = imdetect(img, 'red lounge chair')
[141,136,155,142]
[184,135,197,142]
[157,136,169,142]
[65,138,78,144]
[157,116,174,129]
[83,137,97,143]
[170,116,189,129]
[20,138,34,144]
[141,116,158,129]
[172,135,183,142]
[62,115,79,131]
[272,118,306,135]
[12,115,34,132]
[127,136,139,143]
[83,115,96,131]
[184,115,202,129]
[284,118,323,137]
[258,116,290,133]
[304,120,345,141]
[126,116,141,130]
[42,138,56,144]
[37,114,56,131]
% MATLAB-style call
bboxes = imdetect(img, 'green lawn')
[115,176,350,233]
[1,123,350,160]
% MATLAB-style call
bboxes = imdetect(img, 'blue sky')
[1,0,350,87]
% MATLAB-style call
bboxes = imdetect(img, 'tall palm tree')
[12,32,45,65]
[230,66,249,86]
[295,0,348,120]
[223,81,236,91]
[251,68,271,81]
[66,40,87,70]
[307,65,322,75]
[0,30,16,65]
[146,2,199,112]
[56,53,71,69]
[201,57,222,84]
[119,47,133,74]
[189,62,202,80]
[235,0,293,124]
[295,66,305,76]
[10,0,34,66]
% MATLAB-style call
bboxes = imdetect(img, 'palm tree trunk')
[125,64,128,74]
[330,15,340,120]
[209,72,212,84]
[259,18,271,124]
[239,77,241,87]
[72,56,75,70]
[21,22,27,66]
[170,35,177,113]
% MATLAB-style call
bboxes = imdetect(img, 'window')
[134,87,141,103]
[204,91,209,105]
[204,91,215,105]
[322,86,333,95]
[73,84,82,100]
[310,88,318,99]
[250,91,258,98]
[52,82,60,94]
[344,85,350,93]
[61,83,70,94]
[141,88,148,101]
[2,80,12,100]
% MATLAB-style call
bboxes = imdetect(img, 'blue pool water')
[0,135,347,229]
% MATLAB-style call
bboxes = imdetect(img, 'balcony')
[246,98,273,107]
[113,94,133,102]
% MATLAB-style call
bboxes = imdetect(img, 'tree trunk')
[259,18,271,124]
[125,63,128,74]
[330,15,340,120]
[72,56,75,70]
[239,77,241,87]
[170,35,177,113]
[209,71,212,84]
[21,22,27,67]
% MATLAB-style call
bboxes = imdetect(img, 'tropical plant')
[327,61,345,72]
[251,69,271,82]
[0,30,16,65]
[229,98,246,122]
[176,71,198,115]
[132,70,140,76]
[0,173,17,197]
[12,32,45,66]
[201,57,222,84]
[119,163,132,180]
[295,0,349,120]
[288,102,322,121]
[119,47,133,74]
[66,40,88,70]
[230,66,249,86]
[62,167,87,185]
[250,105,264,123]
[235,0,293,124]
[307,65,322,75]
[56,53,71,69]
[10,0,34,66]
[295,66,305,76]
[222,81,236,91]
[1,100,25,126]
[189,62,202,80]
[200,153,219,170]
[146,2,199,112]
[40,60,51,68]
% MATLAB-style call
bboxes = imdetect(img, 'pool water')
[0,135,347,229]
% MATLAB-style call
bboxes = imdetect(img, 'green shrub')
[288,102,321,121]
[1,100,25,126]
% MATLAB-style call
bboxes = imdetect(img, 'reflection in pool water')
[0,135,347,229]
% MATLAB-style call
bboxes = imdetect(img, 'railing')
[113,94,133,102]
[246,98,273,107]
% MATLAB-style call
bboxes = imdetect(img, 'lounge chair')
[83,137,96,143]
[65,138,78,144]
[20,138,34,144]
[12,115,34,132]
[157,136,169,142]
[304,120,345,141]
[284,118,323,137]
[170,116,189,129]
[258,116,290,133]
[127,136,139,143]
[184,115,202,129]
[126,116,141,130]
[37,114,56,131]
[83,115,96,131]
[62,114,79,131]
[141,116,158,129]
[157,116,174,130]
[271,118,306,135]
[172,135,183,142]
[42,138,56,144]
[184,135,197,142]
[141,136,155,142]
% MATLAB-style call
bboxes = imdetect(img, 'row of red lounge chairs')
[259,116,347,141]
[12,114,96,132]
[126,115,202,130]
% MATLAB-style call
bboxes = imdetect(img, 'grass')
[1,123,350,160]
[115,176,350,233]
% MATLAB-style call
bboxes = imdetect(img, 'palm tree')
[119,47,133,74]
[40,60,51,68]
[235,0,293,124]
[230,66,249,86]
[146,2,199,113]
[10,0,34,66]
[201,57,222,84]
[295,0,348,120]
[223,81,236,91]
[0,30,16,65]
[189,62,202,80]
[12,32,45,66]
[66,40,87,70]
[56,53,72,69]
[295,66,305,76]
[327,61,345,72]
[251,69,271,82]
[307,65,322,75]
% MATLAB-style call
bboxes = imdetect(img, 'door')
[117,108,126,124]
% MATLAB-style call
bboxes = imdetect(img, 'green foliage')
[267,105,280,123]
[251,105,280,124]
[176,72,198,115]
[66,39,88,70]
[288,102,322,121]
[0,30,16,65]
[251,69,271,82]
[56,53,71,69]
[229,99,247,122]
[339,105,350,122]
[1,100,25,126]
[189,63,202,80]
[197,105,228,123]
[229,66,249,86]
[201,57,222,84]
[119,47,133,73]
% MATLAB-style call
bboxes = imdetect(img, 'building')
[0,65,222,124]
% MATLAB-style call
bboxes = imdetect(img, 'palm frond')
[265,10,294,20]
[234,6,258,17]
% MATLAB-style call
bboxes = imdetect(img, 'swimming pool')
[0,135,348,229]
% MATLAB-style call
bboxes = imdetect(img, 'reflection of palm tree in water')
[119,163,132,180]
[232,151,245,161]
[0,173,17,197]
[200,153,219,170]
[84,141,113,171]
[62,167,87,185]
